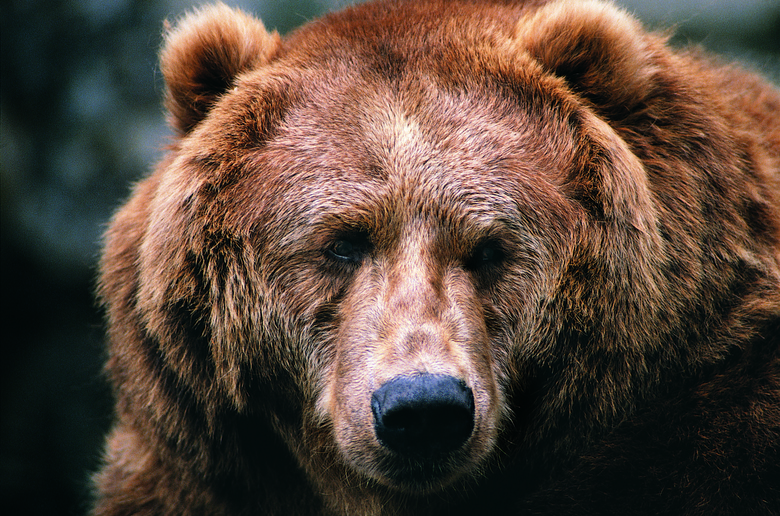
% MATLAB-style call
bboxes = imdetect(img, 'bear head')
[98,0,780,509]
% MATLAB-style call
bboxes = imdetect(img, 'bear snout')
[371,374,475,457]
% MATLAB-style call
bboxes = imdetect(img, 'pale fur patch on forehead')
[364,98,434,183]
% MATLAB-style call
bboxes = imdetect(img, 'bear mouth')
[371,448,477,492]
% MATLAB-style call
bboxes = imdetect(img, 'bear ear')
[160,3,281,134]
[515,0,661,118]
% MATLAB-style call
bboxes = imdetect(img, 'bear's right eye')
[326,234,371,264]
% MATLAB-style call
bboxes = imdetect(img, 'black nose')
[371,374,475,457]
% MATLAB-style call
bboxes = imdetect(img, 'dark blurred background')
[1,1,778,514]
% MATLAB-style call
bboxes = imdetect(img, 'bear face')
[95,1,780,515]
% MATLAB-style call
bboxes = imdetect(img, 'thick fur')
[93,1,780,514]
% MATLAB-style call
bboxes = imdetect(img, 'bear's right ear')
[160,3,281,134]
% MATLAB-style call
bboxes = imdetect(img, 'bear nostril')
[371,374,475,457]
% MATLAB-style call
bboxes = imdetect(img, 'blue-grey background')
[1,1,778,514]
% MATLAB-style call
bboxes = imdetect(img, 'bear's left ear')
[515,0,661,119]
[160,3,281,134]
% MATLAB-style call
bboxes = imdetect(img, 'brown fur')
[93,1,780,514]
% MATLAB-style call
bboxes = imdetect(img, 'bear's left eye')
[326,234,371,264]
[466,241,505,271]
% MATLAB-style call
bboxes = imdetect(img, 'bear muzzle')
[371,374,475,458]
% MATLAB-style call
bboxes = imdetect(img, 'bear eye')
[326,233,371,264]
[466,240,505,271]
[477,246,497,263]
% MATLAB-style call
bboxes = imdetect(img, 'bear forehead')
[186,63,581,237]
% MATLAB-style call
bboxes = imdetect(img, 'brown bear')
[93,0,780,514]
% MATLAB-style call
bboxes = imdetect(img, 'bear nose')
[371,374,474,457]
